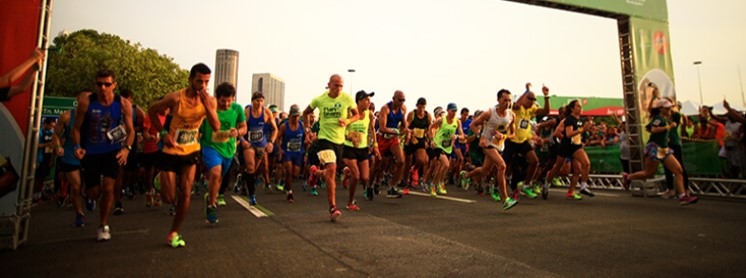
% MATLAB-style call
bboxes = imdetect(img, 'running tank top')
[163,89,206,156]
[434,116,458,154]
[282,121,305,154]
[245,106,268,147]
[385,102,404,131]
[409,111,430,141]
[481,106,513,151]
[344,111,371,148]
[61,109,80,166]
[82,93,123,155]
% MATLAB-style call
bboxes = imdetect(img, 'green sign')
[42,96,77,117]
[544,0,668,21]
[544,96,623,116]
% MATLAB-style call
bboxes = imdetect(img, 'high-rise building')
[214,49,239,91]
[251,73,285,111]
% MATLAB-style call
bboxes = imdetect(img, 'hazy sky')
[50,0,746,112]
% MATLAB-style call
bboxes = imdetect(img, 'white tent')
[709,101,745,115]
[679,100,700,116]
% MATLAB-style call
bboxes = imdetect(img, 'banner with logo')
[544,0,667,21]
[0,1,42,215]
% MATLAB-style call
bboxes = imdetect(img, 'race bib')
[107,125,127,143]
[497,124,507,133]
[211,130,231,143]
[491,137,505,152]
[317,149,336,164]
[349,131,363,143]
[441,139,452,148]
[413,128,425,138]
[248,129,264,142]
[656,147,670,160]
[519,119,530,129]
[571,133,582,145]
[175,129,198,145]
[44,146,53,154]
[287,139,302,152]
[384,128,399,139]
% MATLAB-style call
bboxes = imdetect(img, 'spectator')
[0,49,45,101]
[722,113,743,178]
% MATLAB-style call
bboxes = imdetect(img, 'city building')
[251,73,285,111]
[214,49,239,91]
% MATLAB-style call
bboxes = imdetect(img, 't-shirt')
[309,91,356,145]
[512,104,539,143]
[200,102,246,158]
[646,114,668,147]
[561,115,583,146]
[667,112,682,147]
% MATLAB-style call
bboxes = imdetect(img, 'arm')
[535,85,551,115]
[120,97,136,146]
[147,92,178,132]
[302,105,315,128]
[134,106,146,133]
[275,122,285,151]
[202,94,220,132]
[236,121,247,138]
[723,100,746,124]
[0,49,43,88]
[266,107,279,144]
[378,105,395,134]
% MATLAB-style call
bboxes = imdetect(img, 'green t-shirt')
[434,116,459,154]
[667,112,682,146]
[200,102,246,158]
[310,91,356,145]
[646,114,668,147]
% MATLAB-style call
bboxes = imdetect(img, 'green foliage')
[44,29,188,107]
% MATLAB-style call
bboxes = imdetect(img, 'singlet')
[82,93,123,155]
[61,109,80,166]
[245,106,268,148]
[282,120,305,154]
[344,110,371,149]
[408,111,430,141]
[37,126,54,163]
[385,102,404,131]
[163,89,206,156]
[309,91,356,145]
[481,106,513,151]
[434,116,459,154]
[511,103,539,144]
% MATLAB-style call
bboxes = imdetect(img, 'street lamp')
[693,61,703,104]
[347,69,356,94]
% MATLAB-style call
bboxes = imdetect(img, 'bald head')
[392,90,405,107]
[522,91,537,108]
[327,74,344,94]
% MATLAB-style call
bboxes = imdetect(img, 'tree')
[44,29,188,107]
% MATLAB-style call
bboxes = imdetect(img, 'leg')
[171,164,196,234]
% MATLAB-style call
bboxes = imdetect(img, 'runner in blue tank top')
[53,91,89,228]
[275,105,306,203]
[373,90,408,198]
[239,92,278,205]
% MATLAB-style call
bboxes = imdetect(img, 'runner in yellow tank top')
[147,63,220,248]
[503,83,551,200]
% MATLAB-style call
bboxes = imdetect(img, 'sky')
[49,0,746,112]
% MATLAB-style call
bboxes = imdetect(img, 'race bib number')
[175,129,198,145]
[317,149,336,164]
[413,128,425,138]
[491,137,505,152]
[107,125,127,143]
[248,129,264,142]
[656,147,670,160]
[519,119,530,130]
[211,130,231,143]
[497,124,507,133]
[287,139,302,152]
[571,133,582,145]
[384,128,399,139]
[44,146,53,154]
[349,131,363,143]
[441,139,452,148]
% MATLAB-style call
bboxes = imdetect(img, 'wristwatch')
[125,145,132,151]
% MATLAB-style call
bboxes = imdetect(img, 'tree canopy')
[44,29,188,107]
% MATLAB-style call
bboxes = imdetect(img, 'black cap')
[356,90,375,102]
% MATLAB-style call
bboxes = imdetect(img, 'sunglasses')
[397,98,405,102]
[528,97,537,101]
[96,82,113,88]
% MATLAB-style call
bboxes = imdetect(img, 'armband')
[73,144,81,150]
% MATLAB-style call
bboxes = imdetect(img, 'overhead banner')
[545,96,624,116]
[0,1,42,215]
[543,0,668,21]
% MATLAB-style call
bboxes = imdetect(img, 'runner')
[202,82,246,224]
[502,83,551,199]
[302,74,359,222]
[342,91,379,209]
[403,97,432,194]
[461,89,517,209]
[72,69,135,241]
[375,90,408,198]
[147,63,220,247]
[544,99,593,200]
[240,92,278,205]
[622,99,699,205]
[113,89,145,215]
[427,103,465,196]
[275,105,306,203]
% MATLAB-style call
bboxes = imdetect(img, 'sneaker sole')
[330,212,341,222]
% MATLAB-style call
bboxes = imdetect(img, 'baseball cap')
[356,90,375,102]
[269,104,278,113]
[289,106,301,116]
[652,99,672,109]
[447,103,458,111]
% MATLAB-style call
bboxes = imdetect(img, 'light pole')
[347,69,355,94]
[693,61,703,104]
[739,65,745,107]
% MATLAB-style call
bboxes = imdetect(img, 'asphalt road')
[2,182,745,278]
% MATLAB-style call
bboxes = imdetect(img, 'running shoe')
[249,194,257,206]
[430,184,438,197]
[490,189,501,202]
[205,205,218,224]
[503,197,518,211]
[73,213,85,228]
[532,183,542,195]
[476,185,484,196]
[168,232,186,248]
[401,188,410,195]
[145,192,153,207]
[552,177,563,187]
[521,187,537,199]
[287,192,295,203]
[345,201,360,211]
[97,225,111,242]
[566,192,583,200]
[364,187,374,201]
[167,205,176,216]
[217,194,227,206]
[113,202,125,215]
[86,199,96,211]
[310,187,319,196]
[438,184,447,195]
[308,165,319,188]
[541,182,550,200]
[679,195,699,206]
[580,187,595,197]
[374,183,381,195]
[387,187,402,199]
[154,193,162,207]
[621,173,630,190]
[459,171,470,190]
[329,207,342,222]
[276,183,285,192]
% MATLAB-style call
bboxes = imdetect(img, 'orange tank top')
[163,89,206,155]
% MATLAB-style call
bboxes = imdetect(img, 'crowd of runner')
[46,63,701,248]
